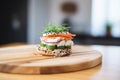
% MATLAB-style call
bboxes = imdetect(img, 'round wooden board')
[0,45,102,74]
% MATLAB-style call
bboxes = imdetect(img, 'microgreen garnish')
[43,24,70,33]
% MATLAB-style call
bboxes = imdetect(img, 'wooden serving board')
[0,45,102,74]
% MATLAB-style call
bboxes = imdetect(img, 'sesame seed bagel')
[37,46,71,57]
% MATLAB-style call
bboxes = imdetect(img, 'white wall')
[50,0,92,34]
[27,0,49,44]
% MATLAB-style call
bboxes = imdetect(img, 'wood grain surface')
[0,44,120,80]
[0,45,102,74]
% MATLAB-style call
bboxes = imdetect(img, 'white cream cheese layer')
[65,40,74,46]
[57,40,74,46]
[43,32,69,36]
[57,40,65,46]
[45,37,61,43]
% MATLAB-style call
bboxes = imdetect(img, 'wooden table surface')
[0,44,120,80]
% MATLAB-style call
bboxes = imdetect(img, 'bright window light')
[91,0,120,37]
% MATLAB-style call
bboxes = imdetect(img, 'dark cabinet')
[0,0,27,44]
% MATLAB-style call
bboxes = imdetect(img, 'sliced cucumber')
[57,46,65,49]
[46,45,57,50]
[57,46,71,49]
[65,46,71,49]
[40,43,46,47]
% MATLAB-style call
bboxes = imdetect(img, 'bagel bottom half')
[36,46,71,57]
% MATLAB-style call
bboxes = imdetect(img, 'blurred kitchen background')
[0,0,120,45]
